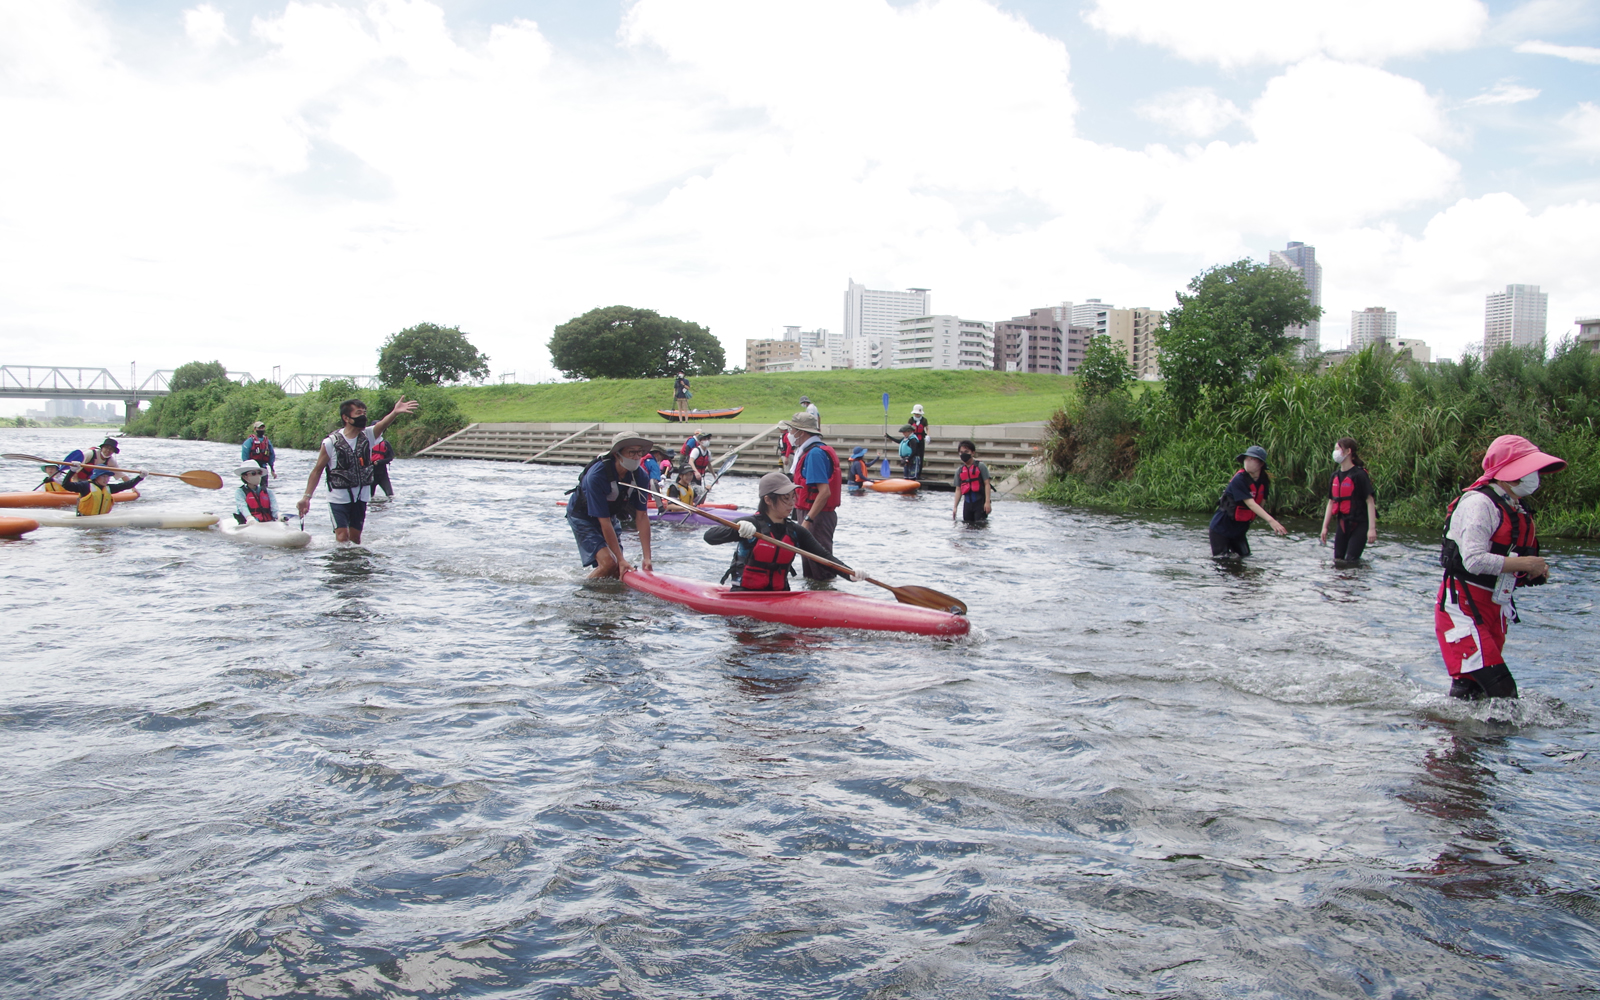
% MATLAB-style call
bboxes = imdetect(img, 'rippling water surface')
[3,428,1597,999]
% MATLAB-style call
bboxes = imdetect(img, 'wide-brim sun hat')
[1481,434,1565,482]
[1236,445,1269,467]
[911,404,924,415]
[238,463,266,476]
[781,411,820,434]
[609,430,654,454]
[253,421,266,429]
[850,447,867,458]
[759,471,799,497]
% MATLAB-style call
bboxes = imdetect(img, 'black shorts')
[329,501,368,531]
[1333,519,1368,563]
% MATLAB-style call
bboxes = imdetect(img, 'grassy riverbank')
[1035,343,1600,538]
[449,369,1074,425]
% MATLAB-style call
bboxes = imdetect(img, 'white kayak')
[29,511,221,529]
[218,519,312,548]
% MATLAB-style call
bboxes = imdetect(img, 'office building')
[1483,284,1548,355]
[1268,241,1323,356]
[844,281,931,369]
[1101,307,1163,380]
[993,305,1067,373]
[746,339,802,373]
[1392,338,1431,363]
[1577,316,1600,355]
[894,316,994,370]
[1350,307,1397,349]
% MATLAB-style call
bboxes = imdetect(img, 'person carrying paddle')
[1208,445,1287,558]
[71,438,128,483]
[241,422,277,485]
[567,430,655,579]
[704,472,852,591]
[783,411,841,582]
[233,462,282,524]
[61,467,144,515]
[35,460,70,493]
[951,441,991,523]
[296,395,418,544]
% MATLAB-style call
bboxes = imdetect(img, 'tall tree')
[1077,335,1135,399]
[1157,260,1321,414]
[169,360,228,392]
[548,306,724,380]
[378,323,490,387]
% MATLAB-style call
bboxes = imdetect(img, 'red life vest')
[957,461,984,497]
[849,458,868,486]
[792,441,841,512]
[1440,486,1538,593]
[693,447,710,474]
[244,487,275,522]
[371,439,392,463]
[247,436,272,463]
[738,523,798,591]
[1228,470,1267,522]
[909,416,928,442]
[1330,469,1358,515]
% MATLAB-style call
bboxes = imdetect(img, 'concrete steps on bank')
[417,420,1045,484]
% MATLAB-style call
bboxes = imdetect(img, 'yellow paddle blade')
[882,583,967,615]
[178,470,225,490]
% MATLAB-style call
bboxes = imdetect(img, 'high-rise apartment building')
[844,281,931,369]
[746,339,802,373]
[894,316,995,370]
[1269,241,1323,356]
[1070,299,1108,329]
[1577,316,1600,355]
[1101,307,1163,380]
[993,305,1068,373]
[1483,284,1548,355]
[1350,307,1397,349]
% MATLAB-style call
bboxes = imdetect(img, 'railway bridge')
[0,365,380,418]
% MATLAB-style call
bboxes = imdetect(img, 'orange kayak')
[0,490,140,508]
[867,479,921,493]
[0,516,40,538]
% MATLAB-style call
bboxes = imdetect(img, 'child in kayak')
[1208,445,1288,557]
[665,467,707,507]
[848,447,871,491]
[233,463,283,524]
[61,467,144,515]
[703,472,852,591]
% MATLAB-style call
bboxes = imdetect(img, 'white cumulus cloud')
[1084,0,1488,68]
[1135,88,1243,138]
[184,4,235,48]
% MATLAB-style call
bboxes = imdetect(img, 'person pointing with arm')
[297,394,418,544]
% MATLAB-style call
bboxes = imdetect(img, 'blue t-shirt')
[572,458,649,524]
[1208,471,1262,536]
[643,456,662,481]
[799,441,835,486]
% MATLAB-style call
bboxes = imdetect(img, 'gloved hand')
[737,520,757,539]
[847,571,863,583]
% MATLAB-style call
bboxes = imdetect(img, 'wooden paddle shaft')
[626,483,857,579]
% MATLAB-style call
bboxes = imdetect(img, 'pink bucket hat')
[1479,434,1566,484]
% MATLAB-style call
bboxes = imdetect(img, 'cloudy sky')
[1,0,1596,409]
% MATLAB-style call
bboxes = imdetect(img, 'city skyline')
[1,0,1598,415]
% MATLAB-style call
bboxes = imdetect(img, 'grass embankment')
[1034,344,1600,538]
[124,378,468,456]
[449,369,1075,426]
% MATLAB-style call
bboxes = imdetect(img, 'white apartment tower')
[1268,241,1323,356]
[1483,284,1548,355]
[844,281,931,370]
[1350,307,1397,349]
[894,316,995,370]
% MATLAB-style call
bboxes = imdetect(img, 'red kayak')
[623,570,968,637]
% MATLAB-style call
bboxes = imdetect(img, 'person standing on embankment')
[1320,437,1377,564]
[1436,434,1566,701]
[1207,445,1287,558]
[673,372,690,420]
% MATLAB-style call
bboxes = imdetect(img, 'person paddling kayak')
[704,472,852,590]
[567,430,655,579]
[61,467,144,515]
[233,463,282,524]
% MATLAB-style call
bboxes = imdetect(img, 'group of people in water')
[1206,433,1566,703]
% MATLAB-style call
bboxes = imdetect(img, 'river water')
[2,428,1597,999]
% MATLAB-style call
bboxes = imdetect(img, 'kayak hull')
[648,508,753,527]
[656,407,745,421]
[29,511,220,529]
[219,520,312,548]
[0,516,39,538]
[0,490,140,508]
[558,500,738,511]
[623,570,969,636]
[868,479,921,493]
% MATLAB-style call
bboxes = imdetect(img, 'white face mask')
[1510,470,1539,497]
[618,456,642,472]
[1331,449,1345,464]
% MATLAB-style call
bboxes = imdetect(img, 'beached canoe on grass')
[622,570,969,636]
[656,407,745,421]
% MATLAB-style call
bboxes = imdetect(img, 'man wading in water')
[297,395,418,544]
[567,431,655,580]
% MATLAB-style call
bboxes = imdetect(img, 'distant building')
[1350,307,1397,349]
[780,326,845,367]
[993,305,1067,373]
[843,281,930,370]
[1392,338,1431,363]
[1102,307,1163,380]
[764,357,835,373]
[894,316,995,370]
[746,339,802,373]
[1484,284,1547,355]
[1577,316,1600,354]
[1069,299,1108,329]
[1269,241,1323,356]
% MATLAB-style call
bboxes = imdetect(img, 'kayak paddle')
[2,453,224,490]
[624,483,967,615]
[700,452,739,500]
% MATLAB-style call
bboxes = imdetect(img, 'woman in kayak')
[704,472,850,591]
[233,463,282,524]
